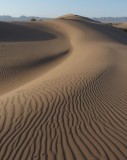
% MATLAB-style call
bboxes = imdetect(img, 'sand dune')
[113,22,127,29]
[57,14,96,23]
[0,21,70,95]
[113,23,127,33]
[0,14,127,160]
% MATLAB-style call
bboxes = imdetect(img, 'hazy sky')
[0,0,127,18]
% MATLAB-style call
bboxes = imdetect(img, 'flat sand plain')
[1,14,127,160]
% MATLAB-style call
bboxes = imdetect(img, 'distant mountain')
[92,17,127,23]
[1,15,127,23]
[0,15,50,21]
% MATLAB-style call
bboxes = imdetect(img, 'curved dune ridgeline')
[1,15,127,160]
[0,21,70,95]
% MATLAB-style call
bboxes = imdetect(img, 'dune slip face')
[1,14,127,160]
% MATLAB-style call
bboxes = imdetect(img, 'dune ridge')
[0,14,127,160]
[0,21,70,95]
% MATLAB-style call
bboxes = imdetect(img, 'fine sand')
[0,14,127,160]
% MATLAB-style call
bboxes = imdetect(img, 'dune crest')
[57,13,96,22]
[1,15,127,160]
